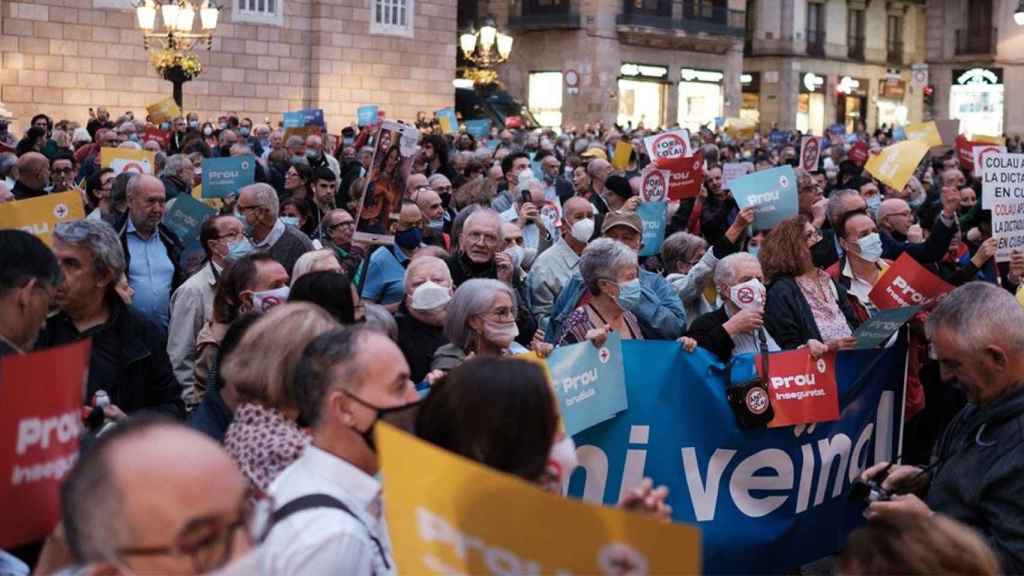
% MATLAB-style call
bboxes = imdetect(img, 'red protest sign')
[757,348,839,428]
[955,134,982,172]
[142,127,170,149]
[868,252,955,310]
[848,142,869,166]
[0,340,90,548]
[639,167,670,203]
[656,151,704,201]
[800,136,820,172]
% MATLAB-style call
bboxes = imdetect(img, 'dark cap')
[605,175,634,200]
[601,210,643,235]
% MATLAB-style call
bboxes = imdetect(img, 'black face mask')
[220,144,232,157]
[346,391,421,452]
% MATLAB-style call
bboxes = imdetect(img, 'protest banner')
[0,340,91,548]
[282,108,325,129]
[145,97,181,124]
[723,117,756,141]
[611,140,633,171]
[545,333,627,436]
[568,339,907,573]
[799,136,820,172]
[853,305,921,349]
[378,423,702,576]
[848,142,869,167]
[868,252,955,309]
[636,201,668,258]
[722,161,754,190]
[464,119,491,140]
[864,140,930,192]
[434,107,458,134]
[655,151,704,201]
[0,191,85,245]
[972,134,1005,145]
[902,121,943,148]
[981,152,1024,260]
[356,105,379,127]
[954,134,990,172]
[639,167,670,203]
[353,121,420,244]
[769,129,788,145]
[972,144,1007,186]
[756,348,839,428]
[100,148,156,175]
[201,155,255,199]
[729,164,798,230]
[643,129,692,165]
[163,194,217,271]
[141,127,170,149]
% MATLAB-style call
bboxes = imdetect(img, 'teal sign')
[545,332,627,436]
[853,305,920,349]
[163,194,217,270]
[465,119,492,139]
[637,201,668,257]
[357,105,379,127]
[730,165,798,231]
[201,155,255,199]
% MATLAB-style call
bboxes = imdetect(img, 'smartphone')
[521,189,531,204]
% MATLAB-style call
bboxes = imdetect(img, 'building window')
[93,0,134,8]
[847,8,864,60]
[371,0,415,36]
[887,15,903,65]
[806,2,824,57]
[528,72,563,128]
[233,0,284,26]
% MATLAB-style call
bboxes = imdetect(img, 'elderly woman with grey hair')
[558,238,645,345]
[431,278,534,372]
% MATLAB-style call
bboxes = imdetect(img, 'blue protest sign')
[282,111,304,128]
[637,201,667,257]
[769,129,788,145]
[162,194,216,270]
[465,119,492,139]
[829,123,846,136]
[357,105,379,127]
[853,305,920,349]
[283,108,325,128]
[729,164,798,231]
[892,126,907,142]
[568,339,907,574]
[201,155,256,199]
[547,333,627,437]
[435,107,458,134]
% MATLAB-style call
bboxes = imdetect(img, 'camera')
[849,468,893,503]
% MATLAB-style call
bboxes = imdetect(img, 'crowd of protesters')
[2,106,1024,575]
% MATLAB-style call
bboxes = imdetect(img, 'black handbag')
[725,330,775,428]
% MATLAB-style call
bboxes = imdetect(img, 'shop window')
[372,0,414,37]
[618,79,664,130]
[528,72,564,129]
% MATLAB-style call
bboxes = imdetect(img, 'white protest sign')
[981,152,1024,261]
[975,145,1007,206]
[722,162,753,190]
[643,129,692,164]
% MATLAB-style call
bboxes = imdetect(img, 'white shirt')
[724,305,781,357]
[263,445,395,576]
[841,258,880,317]
[252,219,286,250]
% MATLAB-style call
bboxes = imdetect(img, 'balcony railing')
[955,27,996,55]
[887,40,903,65]
[806,29,825,56]
[617,0,743,36]
[508,10,582,30]
[848,36,864,60]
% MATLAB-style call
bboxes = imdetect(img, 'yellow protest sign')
[146,97,181,125]
[100,148,156,175]
[724,117,756,140]
[611,141,633,171]
[283,126,318,143]
[903,122,942,148]
[0,191,85,245]
[972,134,1005,145]
[865,140,930,192]
[378,423,702,575]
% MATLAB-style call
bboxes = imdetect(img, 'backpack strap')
[267,493,391,571]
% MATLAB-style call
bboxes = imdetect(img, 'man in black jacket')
[36,219,184,419]
[394,256,452,383]
[863,282,1024,574]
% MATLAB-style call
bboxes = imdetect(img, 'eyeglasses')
[116,490,274,574]
[507,237,524,246]
[216,230,244,242]
[484,306,516,321]
[52,167,74,174]
[237,204,263,213]
[465,231,499,247]
[328,220,355,231]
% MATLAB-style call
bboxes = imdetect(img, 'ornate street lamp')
[459,17,513,69]
[1015,0,1024,26]
[135,0,220,107]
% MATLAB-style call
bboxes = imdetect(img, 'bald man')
[12,151,49,200]
[528,196,595,329]
[879,186,960,264]
[413,186,448,249]
[405,172,428,198]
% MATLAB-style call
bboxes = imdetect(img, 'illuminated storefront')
[617,63,668,130]
[528,71,564,129]
[740,72,760,125]
[797,72,826,136]
[950,67,1003,137]
[836,75,868,133]
[876,76,907,129]
[677,68,723,132]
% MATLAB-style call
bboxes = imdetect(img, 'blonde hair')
[221,302,338,412]
[290,249,341,286]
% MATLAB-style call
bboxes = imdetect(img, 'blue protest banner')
[357,105,379,127]
[567,340,907,574]
[637,201,667,257]
[162,195,217,270]
[829,123,847,136]
[546,333,627,437]
[769,129,788,145]
[284,108,325,128]
[201,155,256,199]
[465,119,492,139]
[729,164,798,231]
[282,111,304,128]
[853,306,919,349]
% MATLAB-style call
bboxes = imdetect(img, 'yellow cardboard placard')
[100,148,156,175]
[612,140,633,171]
[378,423,702,575]
[283,126,319,143]
[865,140,930,192]
[724,117,756,140]
[972,134,1005,145]
[0,191,85,245]
[903,121,942,148]
[145,97,181,125]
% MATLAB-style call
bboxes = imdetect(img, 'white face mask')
[570,218,594,244]
[483,319,519,348]
[504,245,525,269]
[410,280,451,311]
[250,286,289,312]
[728,278,766,312]
[542,434,579,494]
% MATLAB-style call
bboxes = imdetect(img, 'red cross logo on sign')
[53,203,69,219]
[598,347,611,364]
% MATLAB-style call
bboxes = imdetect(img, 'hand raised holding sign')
[972,237,999,268]
[619,478,673,523]
[584,324,611,348]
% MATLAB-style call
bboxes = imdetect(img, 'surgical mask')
[428,218,445,231]
[570,218,594,244]
[128,134,139,142]
[616,278,642,309]
[410,280,451,311]
[909,193,926,210]
[280,216,300,227]
[543,434,579,493]
[747,244,760,258]
[483,319,519,347]
[395,227,422,249]
[349,394,422,452]
[188,120,199,129]
[306,149,321,160]
[855,232,883,263]
[343,137,355,147]
[159,122,170,131]
[728,278,766,312]
[227,237,253,261]
[866,195,881,218]
[291,155,305,165]
[505,245,525,269]
[219,122,228,130]
[203,126,213,136]
[239,127,250,137]
[250,286,289,312]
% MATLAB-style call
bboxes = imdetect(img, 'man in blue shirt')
[361,201,423,313]
[118,174,184,329]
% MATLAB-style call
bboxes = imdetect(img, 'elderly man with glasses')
[235,183,314,276]
[321,208,365,283]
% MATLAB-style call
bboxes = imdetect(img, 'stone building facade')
[744,0,926,135]
[0,0,456,132]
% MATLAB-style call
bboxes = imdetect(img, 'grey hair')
[444,278,517,351]
[462,207,504,241]
[229,143,252,156]
[714,252,760,289]
[827,189,861,226]
[364,302,398,342]
[286,135,305,148]
[925,282,1024,354]
[579,238,637,295]
[110,172,137,207]
[153,152,167,174]
[162,153,192,178]
[53,219,125,283]
[660,232,707,274]
[428,173,451,188]
[241,183,279,217]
